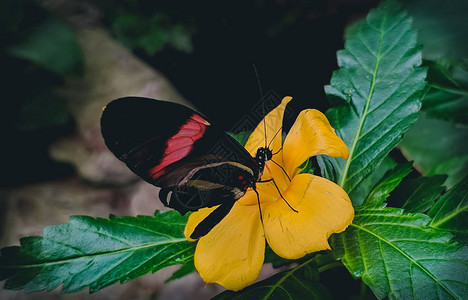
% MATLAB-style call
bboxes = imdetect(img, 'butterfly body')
[101,97,271,238]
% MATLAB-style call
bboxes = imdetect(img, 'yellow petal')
[185,203,265,291]
[244,96,292,156]
[263,174,354,259]
[236,188,273,206]
[283,109,348,177]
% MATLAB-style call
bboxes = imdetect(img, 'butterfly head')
[254,147,273,173]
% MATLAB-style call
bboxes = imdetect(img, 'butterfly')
[101,97,291,239]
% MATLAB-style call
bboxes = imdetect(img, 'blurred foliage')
[387,174,447,213]
[398,0,468,186]
[112,13,193,54]
[0,0,83,185]
[8,17,83,75]
[423,60,468,124]
[399,113,468,187]
[96,0,195,55]
[407,0,468,64]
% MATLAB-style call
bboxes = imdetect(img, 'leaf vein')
[339,11,389,189]
[430,190,468,228]
[351,223,459,299]
[0,239,188,269]
[110,219,177,239]
[378,239,393,295]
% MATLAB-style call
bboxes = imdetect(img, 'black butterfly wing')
[190,201,236,239]
[101,97,209,186]
[161,159,256,239]
[159,159,256,212]
[101,97,259,215]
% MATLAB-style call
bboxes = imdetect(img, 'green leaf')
[363,162,413,206]
[0,211,195,293]
[140,27,169,54]
[387,175,447,213]
[428,176,468,240]
[332,206,468,299]
[347,156,397,206]
[228,131,252,146]
[7,17,83,76]
[407,0,468,63]
[168,24,193,53]
[111,13,142,49]
[423,61,468,124]
[316,154,337,183]
[164,260,196,283]
[399,113,468,187]
[214,259,332,300]
[264,246,294,269]
[297,157,316,175]
[111,12,193,55]
[324,0,426,194]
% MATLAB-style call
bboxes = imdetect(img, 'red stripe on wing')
[149,114,210,179]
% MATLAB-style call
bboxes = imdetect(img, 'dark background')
[120,0,377,129]
[0,0,379,186]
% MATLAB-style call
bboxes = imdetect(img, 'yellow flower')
[184,97,354,291]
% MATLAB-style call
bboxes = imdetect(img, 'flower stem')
[360,280,369,297]
[318,261,343,273]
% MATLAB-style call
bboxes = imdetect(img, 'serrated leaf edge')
[1,239,187,271]
[348,219,459,299]
[338,12,389,189]
[429,186,468,229]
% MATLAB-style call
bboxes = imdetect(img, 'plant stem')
[318,261,343,273]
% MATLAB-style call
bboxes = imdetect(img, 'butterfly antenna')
[267,126,283,150]
[253,64,267,148]
[272,146,282,156]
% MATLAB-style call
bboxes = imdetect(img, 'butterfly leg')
[252,185,264,225]
[258,178,298,213]
[270,159,291,181]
